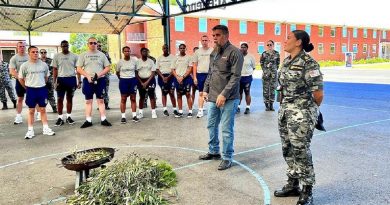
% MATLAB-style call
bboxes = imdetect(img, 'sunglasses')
[89,42,98,45]
[267,44,273,46]
[40,52,47,54]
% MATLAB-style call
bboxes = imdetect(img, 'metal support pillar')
[162,0,171,52]
[27,30,32,46]
[118,33,122,59]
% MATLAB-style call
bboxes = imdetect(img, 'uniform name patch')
[309,70,321,77]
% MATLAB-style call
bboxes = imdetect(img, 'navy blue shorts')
[25,87,48,108]
[138,77,156,97]
[158,74,175,94]
[82,77,106,100]
[119,77,137,95]
[15,80,26,97]
[196,73,208,92]
[240,75,253,86]
[174,76,193,94]
[56,76,77,98]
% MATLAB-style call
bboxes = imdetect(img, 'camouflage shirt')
[41,58,53,77]
[0,61,10,79]
[260,50,280,78]
[278,50,323,105]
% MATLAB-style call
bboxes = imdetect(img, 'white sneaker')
[196,110,204,118]
[152,111,157,119]
[35,112,41,121]
[24,130,35,139]
[14,115,23,124]
[43,127,55,136]
[138,112,143,119]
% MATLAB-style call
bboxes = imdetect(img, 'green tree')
[69,33,108,54]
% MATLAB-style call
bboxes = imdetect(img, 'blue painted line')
[35,196,67,205]
[174,161,210,171]
[0,151,69,169]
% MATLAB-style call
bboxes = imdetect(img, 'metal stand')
[75,169,90,189]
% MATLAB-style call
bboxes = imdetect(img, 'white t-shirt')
[9,54,29,73]
[116,57,138,78]
[137,58,156,79]
[193,47,213,73]
[51,52,78,77]
[171,55,192,77]
[156,54,175,74]
[18,60,49,87]
[241,54,256,76]
[76,51,110,76]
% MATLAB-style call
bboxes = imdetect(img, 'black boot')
[12,100,16,108]
[1,102,8,110]
[269,103,275,111]
[265,103,270,111]
[274,177,301,197]
[105,103,110,110]
[296,185,313,205]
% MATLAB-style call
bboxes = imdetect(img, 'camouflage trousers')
[262,74,277,104]
[278,102,318,186]
[46,78,57,111]
[102,75,110,105]
[0,77,16,103]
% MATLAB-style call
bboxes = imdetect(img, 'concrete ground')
[0,68,389,205]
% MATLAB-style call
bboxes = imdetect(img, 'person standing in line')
[156,44,178,117]
[97,41,112,110]
[198,25,243,170]
[76,37,112,128]
[171,44,193,118]
[116,46,140,123]
[52,40,80,126]
[0,60,16,110]
[193,35,213,118]
[18,46,55,139]
[9,41,29,124]
[274,30,323,205]
[260,40,280,111]
[190,46,199,105]
[40,49,57,113]
[237,43,256,114]
[136,48,157,119]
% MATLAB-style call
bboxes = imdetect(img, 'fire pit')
[61,147,115,189]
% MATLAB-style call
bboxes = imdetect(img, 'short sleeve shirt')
[137,58,156,79]
[241,54,256,76]
[18,60,49,87]
[116,57,138,78]
[76,51,110,76]
[171,55,192,77]
[9,54,29,73]
[193,47,213,73]
[51,52,78,77]
[156,54,175,74]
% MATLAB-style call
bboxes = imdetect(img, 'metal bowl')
[61,147,115,171]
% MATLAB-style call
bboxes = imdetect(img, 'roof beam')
[101,14,120,34]
[28,0,43,30]
[0,11,27,30]
[31,12,78,31]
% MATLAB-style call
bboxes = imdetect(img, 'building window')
[274,23,281,35]
[275,42,281,52]
[318,26,324,37]
[330,43,335,54]
[290,24,296,32]
[305,24,311,35]
[199,18,207,33]
[220,19,228,26]
[258,21,264,35]
[363,28,367,38]
[239,21,247,34]
[330,27,336,37]
[342,43,347,53]
[353,28,358,38]
[372,44,377,53]
[175,40,185,53]
[342,26,347,38]
[383,30,387,39]
[373,30,377,38]
[363,44,367,53]
[175,16,184,32]
[353,44,358,53]
[318,43,324,54]
[258,42,265,53]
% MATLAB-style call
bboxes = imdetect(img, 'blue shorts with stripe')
[15,80,26,97]
[119,77,138,95]
[158,74,175,94]
[82,77,106,100]
[56,76,77,98]
[195,73,208,92]
[174,76,193,94]
[25,87,48,108]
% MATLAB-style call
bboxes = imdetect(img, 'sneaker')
[138,112,144,119]
[163,110,169,116]
[66,117,75,125]
[52,107,57,113]
[187,113,193,118]
[199,153,221,160]
[236,107,240,114]
[152,112,157,119]
[24,130,35,139]
[218,160,232,171]
[101,119,112,126]
[132,116,140,123]
[14,115,23,124]
[175,112,183,118]
[244,108,250,114]
[196,111,204,118]
[55,118,64,126]
[80,121,93,128]
[121,118,127,124]
[35,112,41,121]
[43,127,55,136]
[173,110,179,116]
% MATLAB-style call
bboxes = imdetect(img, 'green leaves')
[67,154,177,205]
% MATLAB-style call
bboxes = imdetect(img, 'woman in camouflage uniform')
[274,30,324,205]
[260,40,280,111]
